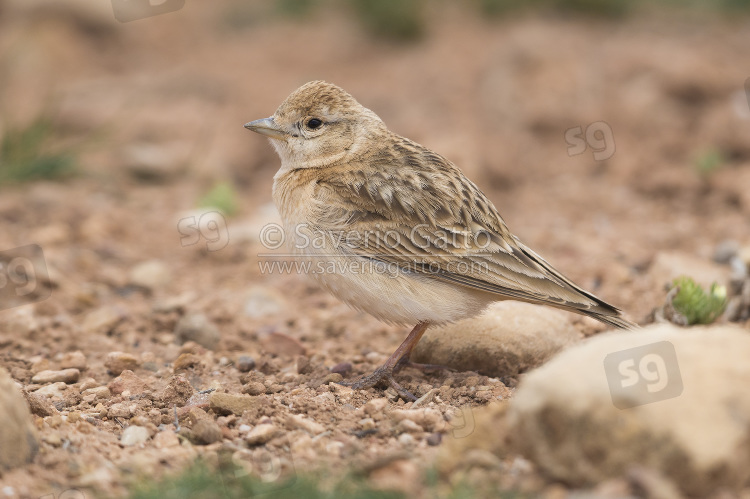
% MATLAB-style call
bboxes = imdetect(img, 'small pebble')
[105,352,141,376]
[192,419,223,445]
[245,424,279,445]
[330,362,352,376]
[237,356,256,372]
[60,351,87,370]
[174,313,220,350]
[426,433,442,446]
[120,426,150,446]
[32,369,80,384]
[242,382,266,396]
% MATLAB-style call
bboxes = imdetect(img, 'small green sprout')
[670,276,727,325]
[694,148,723,177]
[198,181,239,217]
[0,118,76,185]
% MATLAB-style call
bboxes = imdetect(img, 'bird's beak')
[244,117,287,140]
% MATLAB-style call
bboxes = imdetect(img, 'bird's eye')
[306,118,323,129]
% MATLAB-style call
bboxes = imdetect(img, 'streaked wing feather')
[311,134,623,319]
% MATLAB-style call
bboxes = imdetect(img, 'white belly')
[293,242,490,325]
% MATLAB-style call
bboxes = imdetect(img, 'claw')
[338,322,431,402]
[339,365,418,401]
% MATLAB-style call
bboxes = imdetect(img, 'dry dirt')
[1,2,749,498]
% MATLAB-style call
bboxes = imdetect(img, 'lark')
[245,81,636,400]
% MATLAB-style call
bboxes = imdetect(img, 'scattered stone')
[364,398,389,416]
[286,414,325,435]
[173,353,203,372]
[245,424,279,445]
[426,433,442,446]
[244,286,287,318]
[209,392,259,416]
[23,390,56,417]
[396,419,423,434]
[157,375,194,407]
[105,352,141,375]
[174,313,220,350]
[79,378,99,391]
[60,350,87,370]
[359,418,376,431]
[236,355,256,372]
[46,414,63,428]
[330,362,352,376]
[390,408,442,432]
[0,368,39,469]
[34,382,67,399]
[82,307,123,335]
[129,259,171,291]
[296,355,312,374]
[507,324,750,497]
[192,419,223,445]
[413,301,581,377]
[42,431,64,447]
[398,433,416,447]
[153,429,180,449]
[32,369,80,384]
[108,370,149,396]
[0,308,38,335]
[259,331,306,357]
[120,425,150,447]
[242,382,266,396]
[108,402,135,418]
[82,386,110,400]
[411,388,436,409]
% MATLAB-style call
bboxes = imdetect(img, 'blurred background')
[1,0,748,318]
[1,0,750,497]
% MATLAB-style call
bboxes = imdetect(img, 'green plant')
[0,117,75,185]
[694,148,723,177]
[275,0,316,19]
[670,276,727,325]
[198,181,239,216]
[124,458,513,499]
[351,0,425,42]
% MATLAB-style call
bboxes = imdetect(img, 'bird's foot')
[339,365,417,401]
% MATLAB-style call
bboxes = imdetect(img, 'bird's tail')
[582,310,639,330]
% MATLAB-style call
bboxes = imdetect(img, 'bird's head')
[244,81,385,169]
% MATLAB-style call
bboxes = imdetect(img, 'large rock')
[0,368,39,469]
[411,301,582,377]
[507,324,750,496]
